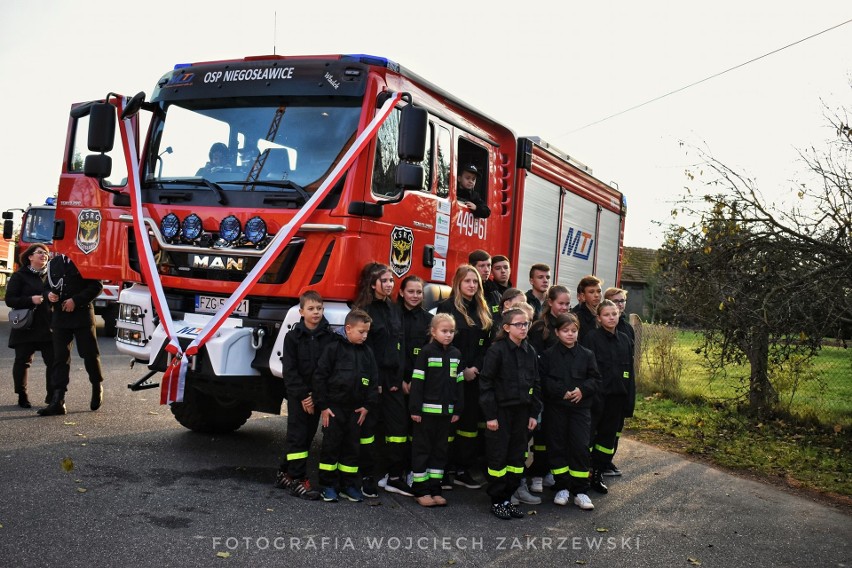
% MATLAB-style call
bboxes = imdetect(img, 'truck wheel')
[101,313,118,337]
[170,391,252,434]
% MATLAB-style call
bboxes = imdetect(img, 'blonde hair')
[431,312,456,331]
[450,265,493,331]
[604,287,627,299]
[513,301,535,322]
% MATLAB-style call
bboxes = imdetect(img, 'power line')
[562,17,852,135]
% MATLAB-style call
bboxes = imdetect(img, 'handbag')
[9,308,34,330]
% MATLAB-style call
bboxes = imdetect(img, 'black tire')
[170,391,252,434]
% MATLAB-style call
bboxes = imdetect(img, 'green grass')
[629,394,852,498]
[639,327,852,427]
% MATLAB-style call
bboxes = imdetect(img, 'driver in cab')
[196,142,229,177]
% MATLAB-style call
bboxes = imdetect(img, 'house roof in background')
[621,247,658,284]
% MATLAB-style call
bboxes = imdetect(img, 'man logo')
[390,226,414,277]
[190,255,246,271]
[76,209,101,255]
[561,227,594,261]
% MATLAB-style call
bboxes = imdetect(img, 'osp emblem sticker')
[390,226,414,277]
[76,209,102,255]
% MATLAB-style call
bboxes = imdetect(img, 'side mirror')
[396,162,424,191]
[398,104,427,162]
[2,219,12,240]
[84,153,112,179]
[88,102,116,153]
[2,211,13,220]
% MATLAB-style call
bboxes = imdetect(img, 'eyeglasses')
[611,299,626,305]
[32,250,49,257]
[507,321,530,329]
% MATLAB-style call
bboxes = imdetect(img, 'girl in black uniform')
[354,262,410,498]
[479,306,542,519]
[409,313,463,507]
[436,264,493,489]
[540,313,600,510]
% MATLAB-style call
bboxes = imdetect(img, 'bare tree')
[658,111,851,415]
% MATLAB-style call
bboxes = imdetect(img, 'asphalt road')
[0,305,849,568]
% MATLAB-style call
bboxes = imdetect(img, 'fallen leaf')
[216,551,231,559]
[77,487,87,493]
[81,443,87,447]
[148,411,159,415]
[595,527,608,533]
[0,522,3,528]
[688,558,701,565]
[265,508,274,512]
[61,457,74,472]
[447,561,456,566]
[527,510,537,516]
[63,421,77,426]
[75,433,86,437]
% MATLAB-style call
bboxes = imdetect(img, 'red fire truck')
[58,54,625,433]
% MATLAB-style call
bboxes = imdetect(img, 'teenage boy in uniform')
[490,255,513,297]
[525,263,551,320]
[469,249,501,313]
[573,275,603,346]
[274,290,336,499]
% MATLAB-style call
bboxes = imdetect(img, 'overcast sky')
[1,0,850,248]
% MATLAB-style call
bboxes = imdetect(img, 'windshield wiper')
[219,180,311,204]
[155,179,228,205]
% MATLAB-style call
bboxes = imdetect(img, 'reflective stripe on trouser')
[484,404,529,504]
[381,388,411,478]
[526,425,549,477]
[411,414,451,497]
[450,380,484,470]
[319,405,362,489]
[590,394,628,470]
[283,395,321,478]
[544,403,592,495]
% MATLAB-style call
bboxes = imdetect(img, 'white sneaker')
[377,473,389,489]
[406,471,414,487]
[553,489,570,506]
[543,473,556,487]
[529,476,544,493]
[574,493,595,510]
[510,479,542,505]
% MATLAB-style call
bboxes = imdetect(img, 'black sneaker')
[454,471,485,489]
[441,473,454,491]
[290,478,320,500]
[491,502,512,520]
[384,477,414,497]
[274,471,295,490]
[361,476,379,498]
[602,463,622,477]
[507,503,525,519]
[591,471,609,494]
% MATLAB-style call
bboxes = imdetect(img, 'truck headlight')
[117,328,146,346]
[119,303,144,324]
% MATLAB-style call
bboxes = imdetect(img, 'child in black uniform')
[275,290,336,499]
[479,307,542,520]
[584,299,636,494]
[313,309,379,503]
[409,313,463,507]
[354,262,409,498]
[540,313,600,510]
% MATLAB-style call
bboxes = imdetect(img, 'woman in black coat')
[5,243,54,408]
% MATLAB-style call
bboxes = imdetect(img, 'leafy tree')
[658,111,851,415]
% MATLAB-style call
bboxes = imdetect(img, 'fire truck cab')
[68,54,625,433]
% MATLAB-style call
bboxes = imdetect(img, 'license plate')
[195,295,249,317]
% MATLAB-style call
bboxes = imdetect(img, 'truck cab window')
[456,138,490,218]
[69,114,128,187]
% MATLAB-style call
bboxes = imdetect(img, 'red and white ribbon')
[117,91,404,404]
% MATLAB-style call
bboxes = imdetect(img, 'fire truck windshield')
[146,102,361,193]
